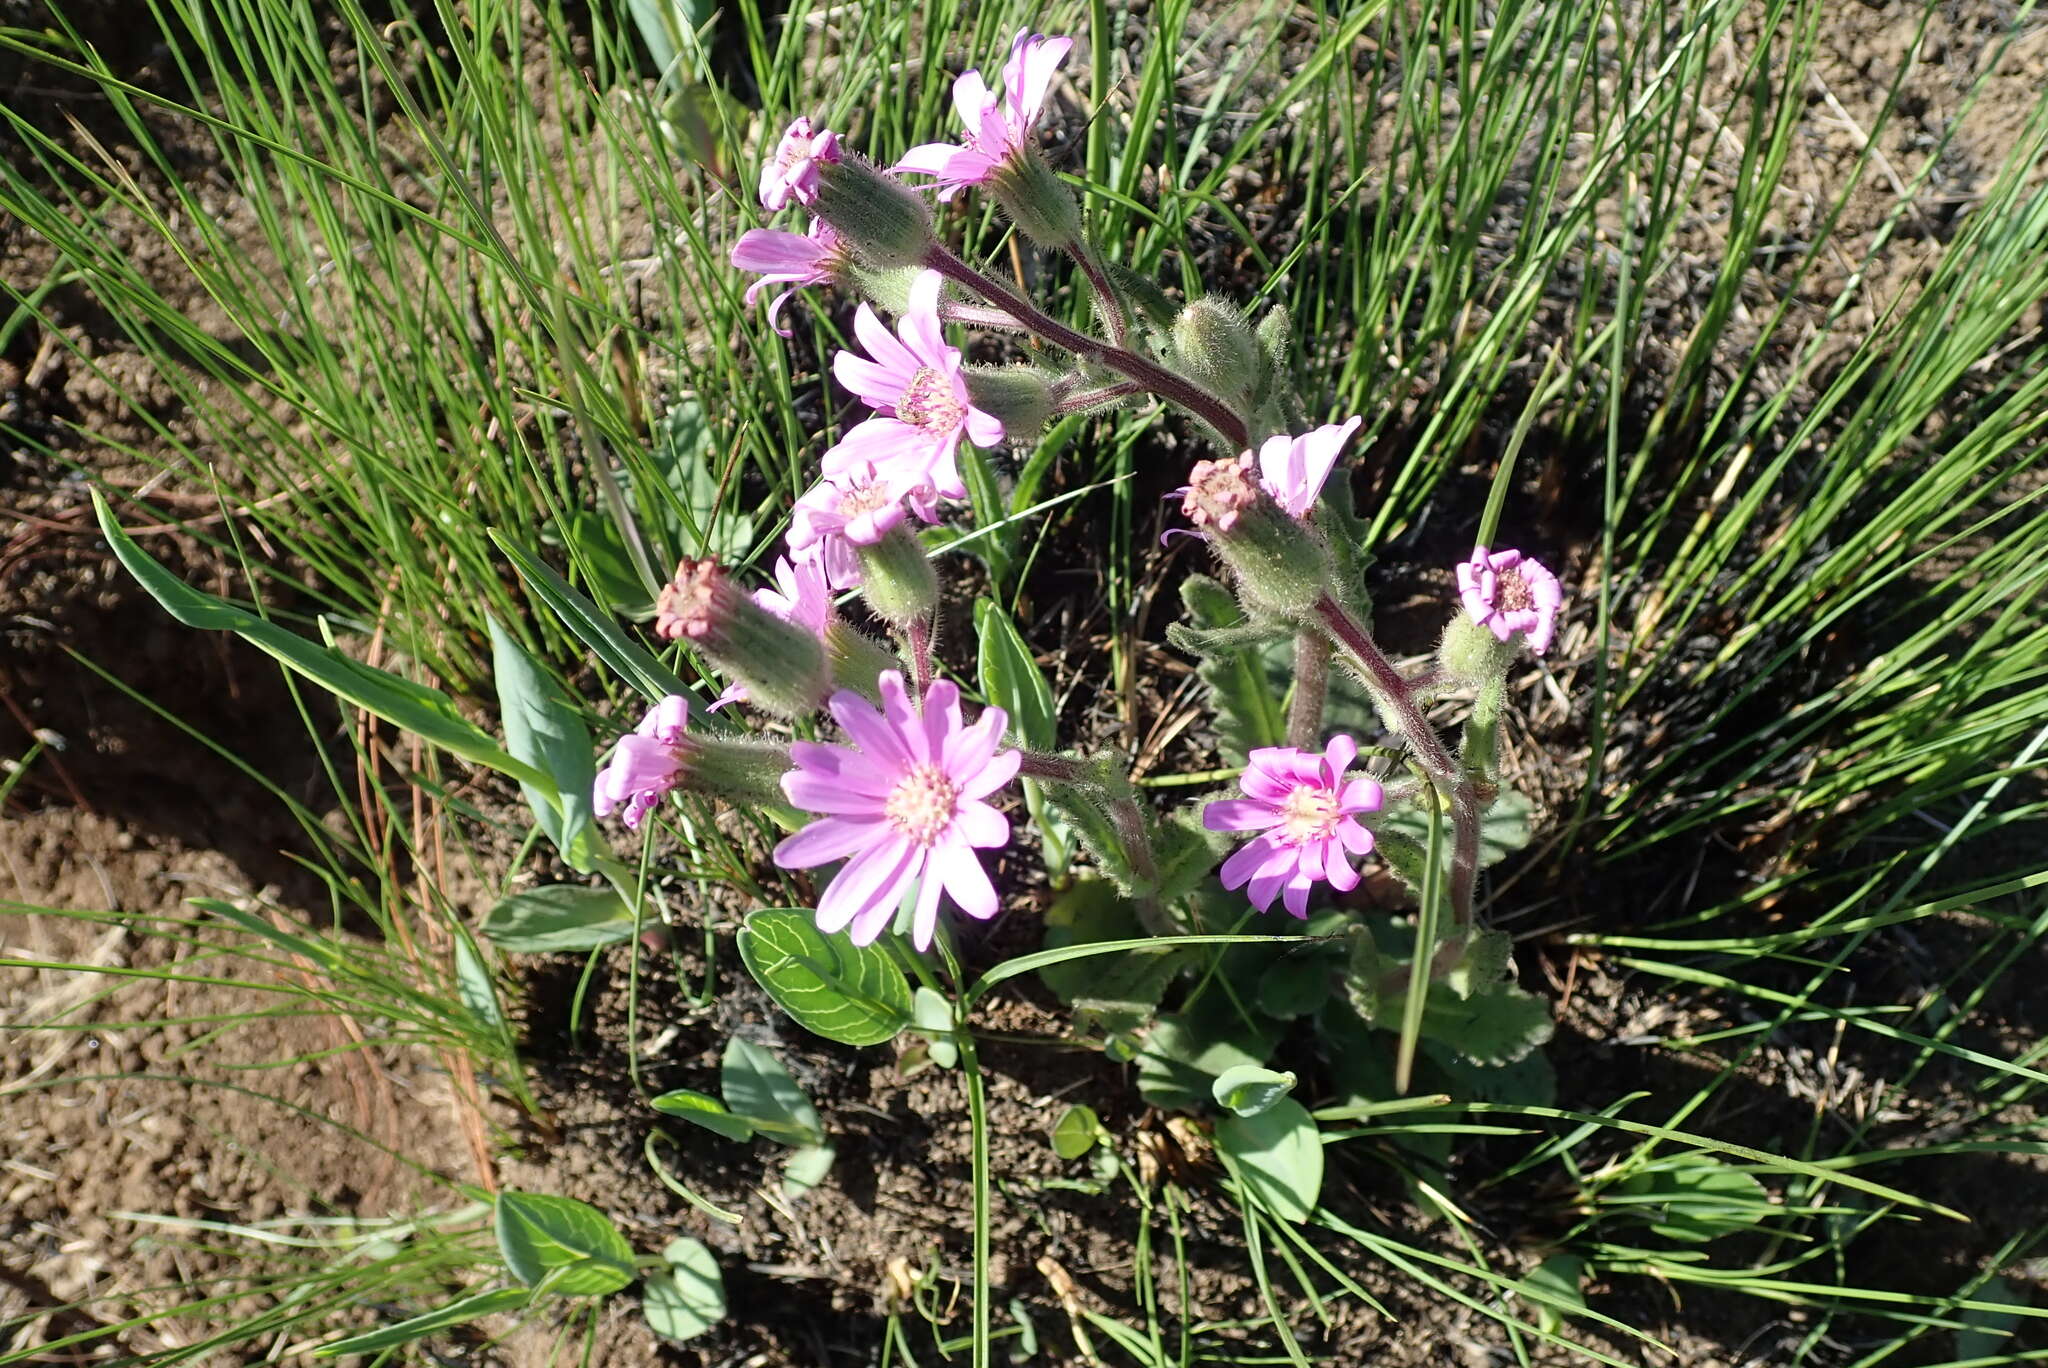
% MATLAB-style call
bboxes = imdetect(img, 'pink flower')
[761,117,841,211]
[1203,736,1383,918]
[896,32,1072,198]
[775,672,1020,950]
[1257,417,1363,518]
[826,270,1002,506]
[788,463,930,591]
[731,220,847,336]
[1457,546,1564,654]
[1177,453,1260,534]
[593,696,693,830]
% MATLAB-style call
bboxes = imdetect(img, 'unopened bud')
[825,620,901,702]
[854,525,939,627]
[1180,456,1330,617]
[812,155,936,271]
[682,736,798,809]
[987,149,1082,248]
[963,365,1053,437]
[656,557,830,718]
[849,262,924,316]
[1105,261,1179,332]
[1171,298,1264,415]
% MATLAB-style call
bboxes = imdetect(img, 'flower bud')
[1105,261,1180,332]
[825,620,901,702]
[854,525,940,627]
[1171,298,1264,415]
[655,557,830,718]
[848,262,925,316]
[987,149,1082,248]
[1180,455,1330,617]
[811,154,936,271]
[963,365,1053,437]
[684,736,799,809]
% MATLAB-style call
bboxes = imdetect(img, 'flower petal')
[937,840,1000,921]
[816,835,917,935]
[774,814,885,868]
[1203,798,1282,832]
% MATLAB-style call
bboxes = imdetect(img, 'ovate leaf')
[642,1236,725,1342]
[1212,1065,1297,1118]
[1216,1097,1323,1223]
[737,908,914,1047]
[720,1037,825,1147]
[1051,1104,1106,1159]
[494,1192,636,1297]
[482,885,635,953]
[651,1088,755,1142]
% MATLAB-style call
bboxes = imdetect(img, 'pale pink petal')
[783,770,891,815]
[951,70,996,130]
[848,860,919,946]
[829,690,914,769]
[919,679,963,761]
[903,865,945,949]
[852,301,920,379]
[1322,733,1359,782]
[956,747,1020,801]
[936,841,1000,921]
[899,270,948,364]
[774,814,883,866]
[965,406,1006,447]
[1203,799,1282,832]
[877,672,927,763]
[952,800,1009,848]
[1339,777,1384,812]
[1007,33,1072,130]
[1338,819,1377,855]
[730,229,823,274]
[817,835,917,935]
[1220,833,1282,890]
[834,351,908,409]
[940,708,1004,778]
[896,142,965,176]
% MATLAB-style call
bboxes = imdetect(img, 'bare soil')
[5,3,2047,1366]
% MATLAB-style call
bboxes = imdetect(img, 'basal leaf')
[491,531,691,705]
[1212,1065,1298,1118]
[720,1036,825,1147]
[490,615,595,866]
[651,1088,756,1142]
[736,908,913,1047]
[494,1192,636,1297]
[1216,1097,1323,1223]
[482,885,636,953]
[642,1236,725,1342]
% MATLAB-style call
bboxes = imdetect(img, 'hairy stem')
[1056,380,1143,414]
[924,244,1249,449]
[906,614,935,700]
[1312,594,1481,927]
[1287,630,1331,748]
[1066,240,1132,348]
[1017,750,1175,936]
[941,300,1029,333]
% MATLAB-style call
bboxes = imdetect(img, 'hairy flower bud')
[1171,298,1265,416]
[1438,611,1516,685]
[963,365,1054,438]
[855,525,940,627]
[1179,456,1331,616]
[825,620,902,702]
[988,149,1082,247]
[811,154,937,271]
[655,557,830,718]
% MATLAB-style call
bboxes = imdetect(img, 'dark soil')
[5,3,2047,1366]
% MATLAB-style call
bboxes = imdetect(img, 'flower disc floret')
[1203,735,1383,918]
[1456,545,1564,654]
[895,31,1072,199]
[774,672,1021,950]
[1180,454,1261,533]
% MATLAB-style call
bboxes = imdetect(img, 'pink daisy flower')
[895,31,1072,199]
[825,270,1002,506]
[774,672,1020,950]
[788,464,930,590]
[593,696,693,830]
[1202,736,1383,918]
[1457,546,1564,654]
[760,117,841,211]
[1256,416,1363,518]
[730,220,847,336]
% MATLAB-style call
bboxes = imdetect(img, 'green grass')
[5,0,2048,1362]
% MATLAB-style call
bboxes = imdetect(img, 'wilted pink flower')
[1203,736,1383,918]
[826,270,1001,506]
[731,220,847,336]
[1257,416,1363,518]
[593,696,692,830]
[653,557,733,643]
[775,672,1020,950]
[761,117,841,211]
[1457,546,1564,654]
[895,31,1072,198]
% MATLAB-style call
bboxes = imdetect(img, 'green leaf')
[644,397,756,562]
[1444,929,1515,999]
[1212,1065,1298,1118]
[1517,1254,1588,1335]
[1037,879,1187,1033]
[974,597,1071,872]
[1955,1276,2026,1360]
[314,1286,531,1356]
[720,1037,825,1147]
[781,1143,836,1195]
[1153,810,1228,905]
[452,933,506,1038]
[491,531,691,705]
[482,885,636,953]
[1377,788,1537,873]
[1257,948,1336,1020]
[550,510,653,616]
[95,491,548,789]
[1051,1104,1105,1159]
[642,1236,726,1342]
[912,986,958,1069]
[1135,1006,1280,1111]
[494,1192,636,1297]
[736,908,914,1047]
[651,1088,755,1142]
[1216,1097,1323,1223]
[962,450,1017,588]
[1611,1155,1773,1243]
[1418,981,1555,1067]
